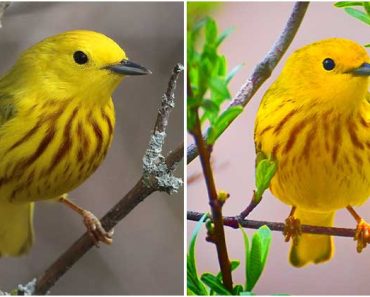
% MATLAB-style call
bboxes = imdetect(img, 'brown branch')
[34,64,184,295]
[190,114,233,292]
[187,2,310,164]
[187,211,356,238]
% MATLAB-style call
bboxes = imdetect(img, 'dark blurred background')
[0,2,184,295]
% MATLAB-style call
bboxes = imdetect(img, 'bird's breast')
[255,99,370,211]
[0,98,115,203]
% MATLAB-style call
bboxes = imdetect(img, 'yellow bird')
[0,30,150,256]
[255,38,370,267]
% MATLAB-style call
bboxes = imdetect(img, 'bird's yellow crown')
[0,30,128,105]
[277,38,369,110]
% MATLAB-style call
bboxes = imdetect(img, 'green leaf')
[246,226,272,291]
[255,158,277,200]
[205,18,217,44]
[365,44,370,47]
[216,260,241,280]
[209,77,231,99]
[240,226,250,292]
[201,99,220,124]
[218,55,228,76]
[187,108,197,132]
[344,7,370,24]
[364,2,370,15]
[187,213,209,295]
[207,106,243,145]
[201,273,232,295]
[226,64,244,84]
[216,27,234,47]
[334,1,364,7]
[233,285,244,295]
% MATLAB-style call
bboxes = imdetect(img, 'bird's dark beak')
[106,59,152,75]
[353,63,370,76]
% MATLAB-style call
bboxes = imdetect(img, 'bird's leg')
[58,194,113,246]
[283,206,301,245]
[346,206,370,253]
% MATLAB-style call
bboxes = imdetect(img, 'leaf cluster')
[335,2,370,47]
[187,17,243,144]
[187,214,272,295]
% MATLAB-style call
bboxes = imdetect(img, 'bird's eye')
[73,51,88,65]
[323,58,335,71]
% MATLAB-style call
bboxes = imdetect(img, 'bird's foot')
[283,215,301,245]
[354,219,370,253]
[82,210,114,246]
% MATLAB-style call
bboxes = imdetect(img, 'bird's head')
[279,38,369,109]
[6,30,150,104]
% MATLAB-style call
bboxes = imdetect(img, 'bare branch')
[187,2,310,164]
[34,64,184,295]
[187,211,356,238]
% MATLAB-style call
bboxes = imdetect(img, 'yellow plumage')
[255,38,370,267]
[0,30,149,256]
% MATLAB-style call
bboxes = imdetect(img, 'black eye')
[73,51,88,64]
[323,58,335,71]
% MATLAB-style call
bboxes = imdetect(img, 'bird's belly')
[0,99,115,203]
[270,138,370,212]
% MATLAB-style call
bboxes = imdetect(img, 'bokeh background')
[187,2,370,295]
[0,2,183,295]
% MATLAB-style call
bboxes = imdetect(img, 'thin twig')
[187,2,309,164]
[187,211,356,238]
[34,64,184,295]
[190,114,233,292]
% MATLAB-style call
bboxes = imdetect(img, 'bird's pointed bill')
[107,59,151,75]
[353,63,370,76]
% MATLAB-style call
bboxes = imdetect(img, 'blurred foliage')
[335,2,370,47]
[187,214,272,295]
[187,16,243,144]
[187,2,221,29]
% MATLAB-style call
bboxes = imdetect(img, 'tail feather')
[0,202,34,257]
[289,209,335,267]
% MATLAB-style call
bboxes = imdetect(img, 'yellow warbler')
[255,38,370,267]
[0,30,150,256]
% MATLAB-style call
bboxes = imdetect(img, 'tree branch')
[190,113,233,291]
[187,2,309,164]
[187,211,356,238]
[34,64,184,295]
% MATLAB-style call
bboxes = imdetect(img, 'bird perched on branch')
[255,38,370,267]
[0,30,151,256]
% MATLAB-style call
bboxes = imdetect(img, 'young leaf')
[240,226,250,292]
[363,2,370,15]
[187,213,209,295]
[233,285,244,295]
[255,158,277,200]
[209,77,231,99]
[205,18,218,44]
[334,1,364,7]
[216,27,234,47]
[246,226,272,292]
[201,99,220,124]
[201,273,232,295]
[344,7,370,24]
[226,64,244,84]
[207,106,243,144]
[365,44,370,47]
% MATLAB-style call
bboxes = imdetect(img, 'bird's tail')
[0,202,34,257]
[289,209,335,267]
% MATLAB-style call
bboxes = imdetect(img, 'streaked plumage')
[0,30,149,256]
